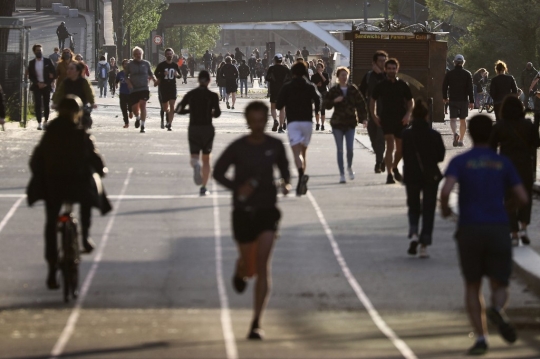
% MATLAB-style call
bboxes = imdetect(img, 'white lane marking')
[212,181,238,359]
[49,168,134,359]
[0,196,25,235]
[306,191,418,359]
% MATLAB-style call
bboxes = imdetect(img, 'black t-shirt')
[154,61,179,88]
[266,64,291,94]
[221,63,238,82]
[176,86,221,126]
[372,78,413,123]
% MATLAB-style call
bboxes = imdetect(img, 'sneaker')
[386,173,395,184]
[512,237,520,247]
[374,162,382,174]
[135,117,141,129]
[381,163,386,173]
[453,133,459,147]
[316,123,320,131]
[347,167,355,180]
[99,95,102,98]
[231,106,235,110]
[520,230,531,245]
[407,239,418,255]
[339,174,346,183]
[283,122,287,131]
[278,126,284,133]
[458,141,464,147]
[193,162,203,185]
[37,123,42,130]
[247,328,264,340]
[82,238,96,254]
[419,246,429,258]
[486,307,517,343]
[140,125,145,133]
[226,102,230,109]
[467,339,488,356]
[161,119,165,129]
[300,175,309,195]
[167,126,172,132]
[232,274,247,293]
[320,125,325,131]
[200,187,209,196]
[392,168,403,182]
[272,120,279,132]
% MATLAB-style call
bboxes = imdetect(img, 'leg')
[33,90,42,124]
[279,107,286,127]
[119,94,129,125]
[384,134,395,173]
[332,128,345,175]
[465,281,487,337]
[344,128,355,169]
[419,182,439,246]
[167,99,176,125]
[139,100,147,122]
[320,107,326,126]
[79,202,92,245]
[252,231,276,330]
[270,102,277,122]
[231,92,236,107]
[291,144,304,170]
[315,113,320,125]
[449,118,458,138]
[405,183,421,237]
[393,138,403,169]
[201,154,211,187]
[489,279,509,312]
[459,118,467,142]
[42,88,51,122]
[45,200,62,288]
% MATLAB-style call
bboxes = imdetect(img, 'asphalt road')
[1,79,540,359]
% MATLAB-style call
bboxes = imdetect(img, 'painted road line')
[0,196,25,235]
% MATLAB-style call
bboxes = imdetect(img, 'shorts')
[158,86,177,103]
[269,89,282,103]
[449,101,469,119]
[129,90,150,107]
[287,121,313,146]
[455,224,512,286]
[188,126,215,154]
[225,80,238,94]
[232,207,281,244]
[381,121,406,139]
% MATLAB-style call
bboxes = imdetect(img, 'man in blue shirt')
[440,115,528,355]
[115,59,132,128]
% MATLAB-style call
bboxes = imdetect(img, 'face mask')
[62,53,71,60]
[35,52,43,59]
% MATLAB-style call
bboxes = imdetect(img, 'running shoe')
[300,175,309,195]
[486,307,517,343]
[458,141,464,147]
[374,162,381,174]
[161,119,165,129]
[381,163,386,173]
[520,230,531,245]
[453,133,459,147]
[339,174,346,183]
[82,238,96,254]
[140,125,145,133]
[419,246,429,258]
[135,117,141,129]
[226,102,230,109]
[193,162,203,185]
[272,120,278,132]
[232,274,247,293]
[123,123,129,128]
[392,168,403,182]
[43,121,48,130]
[231,106,235,110]
[278,126,284,133]
[347,167,355,180]
[37,123,42,130]
[407,239,418,255]
[283,122,287,131]
[386,173,395,184]
[247,328,264,340]
[320,125,324,131]
[512,237,520,246]
[316,123,320,131]
[200,187,209,196]
[166,123,172,131]
[467,339,488,356]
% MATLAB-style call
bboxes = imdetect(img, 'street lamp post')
[94,0,99,79]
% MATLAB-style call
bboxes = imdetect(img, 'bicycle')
[81,104,93,130]
[478,85,494,113]
[57,203,80,303]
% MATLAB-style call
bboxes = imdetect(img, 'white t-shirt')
[35,58,44,83]
[340,86,348,96]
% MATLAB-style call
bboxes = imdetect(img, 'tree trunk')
[0,0,16,53]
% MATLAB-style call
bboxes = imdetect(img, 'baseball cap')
[454,54,465,62]
[274,53,283,61]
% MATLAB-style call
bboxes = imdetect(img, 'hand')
[468,103,474,110]
[334,96,344,103]
[443,99,449,104]
[402,114,410,125]
[281,182,291,196]
[154,79,159,87]
[236,180,256,202]
[441,206,452,218]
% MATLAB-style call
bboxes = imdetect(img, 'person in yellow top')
[55,48,75,87]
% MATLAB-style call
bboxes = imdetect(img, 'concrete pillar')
[68,8,79,18]
[52,3,62,12]
[59,6,70,15]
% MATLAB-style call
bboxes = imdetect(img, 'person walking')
[125,46,156,133]
[74,54,90,78]
[108,57,118,98]
[96,55,110,98]
[490,95,540,245]
[234,47,245,62]
[321,43,331,66]
[180,57,189,84]
[238,59,250,98]
[266,54,292,132]
[187,54,196,77]
[371,58,414,184]
[27,95,110,290]
[56,22,70,50]
[276,62,321,196]
[27,44,56,130]
[301,46,309,59]
[442,54,474,147]
[221,56,239,110]
[213,101,291,340]
[440,115,527,355]
[175,71,221,196]
[360,50,388,173]
[489,60,518,121]
[472,68,488,109]
[154,48,181,131]
[521,62,538,109]
[115,59,131,128]
[402,99,445,258]
[49,47,60,68]
[324,67,367,183]
[55,49,75,89]
[311,62,329,131]
[248,54,256,84]
[202,50,212,71]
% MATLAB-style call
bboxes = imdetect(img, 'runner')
[238,59,250,98]
[310,62,330,131]
[360,50,388,173]
[371,58,414,184]
[213,101,291,340]
[108,57,118,98]
[440,115,527,355]
[125,46,156,133]
[175,71,221,196]
[115,59,132,128]
[266,53,291,132]
[220,56,239,110]
[154,48,181,131]
[276,62,321,196]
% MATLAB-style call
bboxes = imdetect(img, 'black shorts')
[225,80,238,94]
[158,86,177,103]
[455,224,512,286]
[129,90,150,107]
[232,207,281,244]
[188,126,215,154]
[381,121,406,139]
[449,101,469,119]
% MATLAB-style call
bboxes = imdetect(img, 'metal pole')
[94,0,99,79]
[363,1,368,24]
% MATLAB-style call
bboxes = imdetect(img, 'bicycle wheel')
[59,212,80,303]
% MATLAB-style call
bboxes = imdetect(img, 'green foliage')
[164,25,221,59]
[122,0,167,46]
[425,0,540,76]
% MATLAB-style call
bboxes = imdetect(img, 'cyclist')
[27,95,110,290]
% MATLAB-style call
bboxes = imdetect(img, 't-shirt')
[265,64,291,94]
[154,61,180,89]
[322,47,330,58]
[177,86,221,126]
[371,78,413,124]
[445,147,521,226]
[125,59,153,93]
[115,71,130,95]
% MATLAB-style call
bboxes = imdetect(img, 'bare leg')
[315,113,320,125]
[253,231,276,327]
[384,135,395,174]
[139,101,147,122]
[201,154,211,187]
[465,281,487,337]
[459,118,467,142]
[291,144,304,171]
[279,108,286,127]
[393,138,403,169]
[489,279,509,311]
[270,102,277,122]
[301,146,307,172]
[231,92,236,107]
[167,100,176,125]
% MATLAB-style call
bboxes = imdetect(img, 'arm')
[359,74,368,97]
[530,77,539,92]
[212,94,221,118]
[276,141,291,190]
[213,144,236,190]
[84,79,96,106]
[511,76,518,94]
[175,93,190,114]
[467,74,474,104]
[506,184,528,212]
[436,133,446,162]
[323,88,336,110]
[370,97,380,126]
[403,98,414,125]
[442,73,448,101]
[440,175,457,218]
[354,88,368,124]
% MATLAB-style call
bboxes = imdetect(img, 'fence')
[0,17,30,125]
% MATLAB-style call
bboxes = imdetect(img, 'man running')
[203,50,212,71]
[276,62,320,196]
[175,71,221,196]
[154,48,181,131]
[371,58,413,184]
[125,46,156,133]
[440,115,527,355]
[360,50,387,173]
[442,54,474,147]
[220,56,238,110]
[213,101,291,340]
[266,53,291,132]
[115,59,132,128]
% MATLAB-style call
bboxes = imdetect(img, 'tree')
[122,0,166,47]
[425,0,540,76]
[164,25,221,60]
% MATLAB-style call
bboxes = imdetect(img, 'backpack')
[98,64,108,79]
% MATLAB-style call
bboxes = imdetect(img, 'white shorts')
[287,121,313,146]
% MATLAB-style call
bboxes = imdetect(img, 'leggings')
[119,93,130,124]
